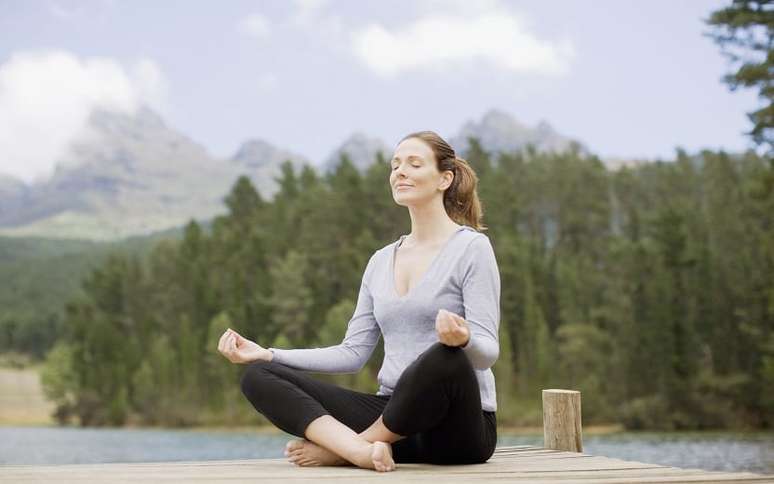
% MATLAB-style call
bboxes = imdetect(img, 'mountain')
[0,106,312,241]
[450,109,585,157]
[321,132,391,173]
[229,138,310,188]
[0,175,26,197]
[321,110,584,173]
[0,175,28,220]
[0,106,596,241]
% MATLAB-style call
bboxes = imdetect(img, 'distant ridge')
[0,106,589,241]
[450,108,585,156]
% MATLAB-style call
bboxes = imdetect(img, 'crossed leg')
[240,342,493,470]
[240,359,404,471]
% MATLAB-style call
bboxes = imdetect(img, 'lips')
[396,184,413,189]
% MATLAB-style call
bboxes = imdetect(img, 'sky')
[0,0,762,184]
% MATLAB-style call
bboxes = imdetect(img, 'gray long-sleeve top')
[268,225,501,412]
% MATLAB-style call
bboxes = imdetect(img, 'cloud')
[0,50,169,184]
[237,13,272,38]
[351,2,574,78]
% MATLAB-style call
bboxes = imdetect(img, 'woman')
[217,130,501,472]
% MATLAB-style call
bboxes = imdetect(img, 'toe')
[286,439,304,452]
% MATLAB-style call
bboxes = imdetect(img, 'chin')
[393,196,412,207]
[396,196,425,209]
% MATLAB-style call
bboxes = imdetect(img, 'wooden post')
[542,389,583,452]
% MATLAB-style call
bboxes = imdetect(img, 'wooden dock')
[4,390,771,482]
[2,445,772,483]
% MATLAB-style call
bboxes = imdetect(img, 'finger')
[219,333,232,354]
[439,315,454,334]
[218,331,229,352]
[438,319,452,336]
[227,338,238,362]
[437,324,449,343]
[229,334,236,352]
[224,334,232,355]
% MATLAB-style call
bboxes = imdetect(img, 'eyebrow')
[391,155,424,162]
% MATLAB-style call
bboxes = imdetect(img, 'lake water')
[1,426,772,474]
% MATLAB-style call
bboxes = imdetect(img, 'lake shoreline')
[4,422,773,437]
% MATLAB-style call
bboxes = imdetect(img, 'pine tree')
[706,0,774,150]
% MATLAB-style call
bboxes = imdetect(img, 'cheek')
[415,172,436,189]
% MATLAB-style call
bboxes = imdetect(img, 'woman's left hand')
[435,309,470,347]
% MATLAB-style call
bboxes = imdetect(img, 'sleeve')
[458,235,501,370]
[268,253,381,373]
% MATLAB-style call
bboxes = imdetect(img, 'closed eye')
[392,165,421,170]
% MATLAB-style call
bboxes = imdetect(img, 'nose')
[394,174,410,188]
[394,162,411,179]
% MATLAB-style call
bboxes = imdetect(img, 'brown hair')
[398,130,487,232]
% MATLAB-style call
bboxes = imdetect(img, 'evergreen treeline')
[40,144,774,431]
[0,226,187,359]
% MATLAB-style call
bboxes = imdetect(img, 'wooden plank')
[1,446,771,483]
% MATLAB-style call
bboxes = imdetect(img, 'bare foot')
[284,439,348,467]
[370,441,396,472]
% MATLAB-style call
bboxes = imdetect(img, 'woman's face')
[389,137,452,207]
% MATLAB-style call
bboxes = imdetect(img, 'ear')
[438,170,454,191]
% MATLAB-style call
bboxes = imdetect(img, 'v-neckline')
[390,225,468,299]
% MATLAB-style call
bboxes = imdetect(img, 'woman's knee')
[418,342,471,376]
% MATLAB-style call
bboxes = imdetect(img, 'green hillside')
[0,225,189,357]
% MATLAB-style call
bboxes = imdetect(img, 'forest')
[34,143,774,430]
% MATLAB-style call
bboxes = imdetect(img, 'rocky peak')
[451,108,583,156]
[322,132,390,173]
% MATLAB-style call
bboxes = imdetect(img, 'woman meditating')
[217,130,501,472]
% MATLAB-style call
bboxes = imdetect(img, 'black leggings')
[240,341,497,465]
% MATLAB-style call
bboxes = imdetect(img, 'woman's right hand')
[217,328,273,364]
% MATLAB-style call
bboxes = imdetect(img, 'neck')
[405,198,461,244]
